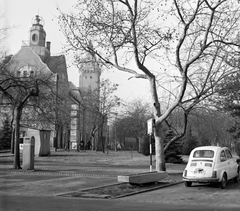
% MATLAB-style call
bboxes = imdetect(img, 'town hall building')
[0,15,106,152]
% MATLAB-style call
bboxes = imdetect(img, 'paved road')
[3,194,240,211]
[1,151,240,210]
[1,171,240,210]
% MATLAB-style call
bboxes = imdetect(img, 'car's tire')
[234,167,240,183]
[219,173,227,189]
[184,181,192,187]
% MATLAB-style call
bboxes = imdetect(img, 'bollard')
[22,136,35,170]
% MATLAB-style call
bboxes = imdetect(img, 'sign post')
[147,119,155,172]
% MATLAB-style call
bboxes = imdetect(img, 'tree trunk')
[12,90,38,169]
[100,125,105,153]
[91,134,95,151]
[154,123,166,172]
[149,76,166,171]
[11,128,15,154]
[54,124,59,151]
[13,107,22,169]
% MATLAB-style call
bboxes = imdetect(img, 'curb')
[112,181,183,199]
[58,181,184,200]
[0,170,114,178]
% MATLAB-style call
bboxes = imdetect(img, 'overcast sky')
[0,0,151,102]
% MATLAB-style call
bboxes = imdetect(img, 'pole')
[149,134,152,172]
[114,113,117,152]
[115,122,117,152]
[54,74,59,151]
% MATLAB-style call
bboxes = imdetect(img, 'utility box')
[22,136,35,170]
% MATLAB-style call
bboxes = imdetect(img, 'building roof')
[69,81,83,106]
[45,55,67,74]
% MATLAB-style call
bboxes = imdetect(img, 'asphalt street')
[0,150,240,211]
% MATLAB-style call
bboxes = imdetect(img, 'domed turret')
[30,15,46,47]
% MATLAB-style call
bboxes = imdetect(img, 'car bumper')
[183,177,219,183]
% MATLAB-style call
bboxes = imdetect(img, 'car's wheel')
[219,173,227,189]
[184,181,192,187]
[234,167,240,183]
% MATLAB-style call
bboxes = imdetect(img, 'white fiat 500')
[183,146,240,189]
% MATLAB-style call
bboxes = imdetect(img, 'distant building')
[0,15,107,151]
[78,47,107,150]
[1,15,82,150]
[68,82,84,150]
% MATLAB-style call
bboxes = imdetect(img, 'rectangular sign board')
[147,118,155,135]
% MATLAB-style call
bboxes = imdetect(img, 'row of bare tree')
[113,99,235,153]
[58,0,240,171]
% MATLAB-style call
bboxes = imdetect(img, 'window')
[30,71,35,77]
[17,71,21,77]
[23,71,28,77]
[71,111,77,116]
[71,104,77,109]
[193,150,214,158]
[32,34,38,42]
[18,65,36,78]
[225,150,232,159]
[220,151,227,162]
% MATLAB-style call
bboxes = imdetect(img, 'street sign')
[147,118,155,135]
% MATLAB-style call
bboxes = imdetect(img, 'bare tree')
[120,99,152,140]
[0,57,56,169]
[84,79,120,152]
[0,13,11,57]
[59,0,240,171]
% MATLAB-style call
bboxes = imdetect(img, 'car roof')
[192,146,228,151]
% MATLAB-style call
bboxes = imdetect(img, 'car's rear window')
[193,150,214,158]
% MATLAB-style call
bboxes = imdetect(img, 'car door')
[225,149,236,179]
[219,150,228,178]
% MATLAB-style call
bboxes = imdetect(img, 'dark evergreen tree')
[164,129,183,164]
[214,73,240,116]
[182,125,198,155]
[0,117,12,150]
[213,73,240,149]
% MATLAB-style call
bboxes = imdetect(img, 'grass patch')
[60,174,182,199]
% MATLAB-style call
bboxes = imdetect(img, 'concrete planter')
[118,171,168,185]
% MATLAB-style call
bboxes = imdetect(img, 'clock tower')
[30,15,46,47]
[28,15,50,60]
[79,46,101,93]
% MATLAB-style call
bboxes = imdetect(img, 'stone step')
[118,171,168,185]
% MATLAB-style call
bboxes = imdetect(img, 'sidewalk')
[0,149,186,168]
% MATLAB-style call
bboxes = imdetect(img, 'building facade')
[78,50,108,150]
[0,15,107,151]
[1,15,82,150]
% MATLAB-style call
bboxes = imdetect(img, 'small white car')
[183,146,240,189]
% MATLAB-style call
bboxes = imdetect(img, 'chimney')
[46,41,51,52]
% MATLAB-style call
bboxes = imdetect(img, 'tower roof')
[32,15,44,27]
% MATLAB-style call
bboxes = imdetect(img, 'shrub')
[0,117,12,150]
[235,142,240,157]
